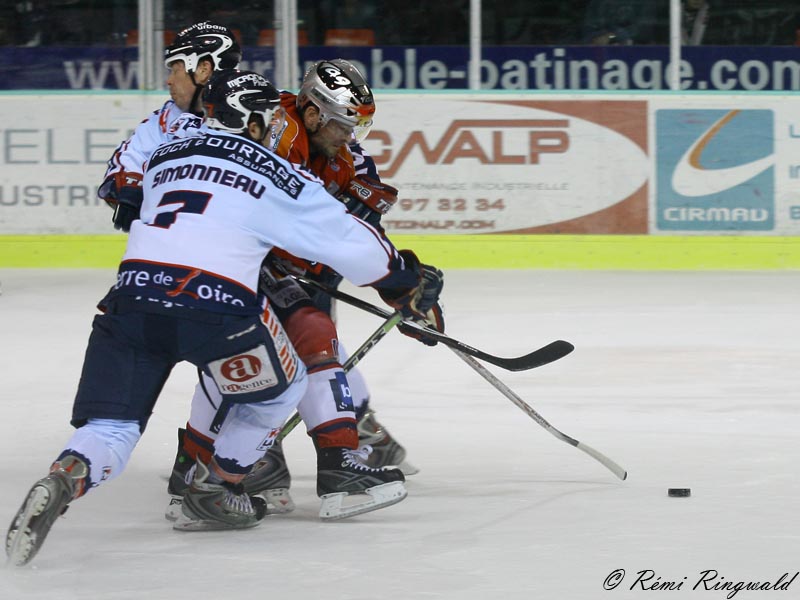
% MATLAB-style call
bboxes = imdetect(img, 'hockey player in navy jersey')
[6,69,443,566]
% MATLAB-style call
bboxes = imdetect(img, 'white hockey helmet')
[297,59,375,141]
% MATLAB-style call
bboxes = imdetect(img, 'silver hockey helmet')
[297,59,375,141]
[165,22,241,73]
[203,69,282,134]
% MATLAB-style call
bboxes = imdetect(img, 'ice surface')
[0,269,798,599]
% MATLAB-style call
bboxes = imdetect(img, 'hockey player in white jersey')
[99,21,241,232]
[97,21,434,518]
[6,69,443,567]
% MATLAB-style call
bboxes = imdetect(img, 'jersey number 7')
[151,190,212,229]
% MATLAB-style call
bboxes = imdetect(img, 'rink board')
[1,90,799,269]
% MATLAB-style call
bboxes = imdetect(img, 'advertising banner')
[363,96,649,234]
[0,93,153,234]
[1,46,799,92]
[655,108,774,231]
[649,96,800,234]
[1,91,799,236]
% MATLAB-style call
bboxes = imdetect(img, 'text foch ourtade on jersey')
[149,133,305,199]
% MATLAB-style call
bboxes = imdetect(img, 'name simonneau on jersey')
[105,128,400,315]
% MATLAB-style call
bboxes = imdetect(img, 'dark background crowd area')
[1,0,799,47]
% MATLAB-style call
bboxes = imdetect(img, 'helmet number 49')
[322,67,351,88]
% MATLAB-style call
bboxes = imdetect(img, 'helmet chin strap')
[188,71,205,117]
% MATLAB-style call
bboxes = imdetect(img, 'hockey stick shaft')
[292,275,574,372]
[451,349,628,481]
[274,310,405,443]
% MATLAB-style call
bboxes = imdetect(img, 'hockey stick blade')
[456,338,574,372]
[292,275,574,372]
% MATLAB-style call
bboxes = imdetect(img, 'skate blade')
[319,481,407,521]
[399,460,419,476]
[6,485,50,567]
[164,496,182,522]
[172,512,263,532]
[254,488,295,515]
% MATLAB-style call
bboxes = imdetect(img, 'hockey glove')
[379,249,444,324]
[104,172,144,232]
[337,176,398,227]
[397,300,445,347]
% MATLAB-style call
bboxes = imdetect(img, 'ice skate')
[316,446,407,521]
[6,455,87,566]
[242,439,295,514]
[357,408,419,475]
[173,461,267,531]
[165,427,194,521]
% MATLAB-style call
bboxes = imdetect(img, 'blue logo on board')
[656,109,774,231]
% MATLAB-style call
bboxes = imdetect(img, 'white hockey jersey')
[105,128,412,316]
[99,100,204,199]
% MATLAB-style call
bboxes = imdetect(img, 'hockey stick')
[291,275,574,371]
[274,310,405,443]
[265,275,622,478]
[451,349,628,480]
[294,275,624,479]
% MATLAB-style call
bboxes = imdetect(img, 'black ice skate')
[165,427,194,521]
[316,446,407,520]
[173,461,267,531]
[357,408,419,475]
[6,455,87,566]
[242,439,294,514]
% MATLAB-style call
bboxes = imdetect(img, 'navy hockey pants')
[71,298,296,432]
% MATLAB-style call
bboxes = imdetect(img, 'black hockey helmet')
[164,21,241,73]
[203,69,282,133]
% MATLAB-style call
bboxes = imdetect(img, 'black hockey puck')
[668,488,691,497]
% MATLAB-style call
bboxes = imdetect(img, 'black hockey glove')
[379,250,444,346]
[103,172,143,233]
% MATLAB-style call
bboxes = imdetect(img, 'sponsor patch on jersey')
[207,345,279,395]
[168,113,204,137]
[149,132,306,199]
[262,275,310,310]
[256,427,281,452]
[113,261,258,312]
[329,371,354,412]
